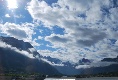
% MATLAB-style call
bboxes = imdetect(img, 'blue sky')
[0,0,118,68]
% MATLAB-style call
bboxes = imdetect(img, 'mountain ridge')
[0,36,61,75]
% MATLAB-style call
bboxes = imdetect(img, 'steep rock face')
[0,36,33,50]
[0,36,60,75]
[0,36,38,56]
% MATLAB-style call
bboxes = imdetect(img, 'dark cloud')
[7,29,27,39]
[77,40,95,47]
[47,35,69,43]
[27,0,118,64]
[110,0,118,8]
[76,28,107,47]
[0,0,117,66]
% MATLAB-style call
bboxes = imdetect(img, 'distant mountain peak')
[101,56,118,62]
[79,58,91,64]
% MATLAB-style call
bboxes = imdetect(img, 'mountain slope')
[80,64,118,74]
[0,36,39,56]
[101,56,118,62]
[80,56,118,74]
[54,57,118,75]
[0,36,60,75]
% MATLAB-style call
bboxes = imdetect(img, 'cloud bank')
[0,0,118,67]
[27,0,118,64]
[0,40,34,58]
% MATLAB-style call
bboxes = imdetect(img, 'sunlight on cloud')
[0,0,117,68]
[7,0,18,9]
[27,0,118,65]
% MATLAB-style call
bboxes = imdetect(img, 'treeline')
[0,71,118,78]
[72,71,118,78]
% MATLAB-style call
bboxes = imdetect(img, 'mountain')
[1,36,117,76]
[0,36,39,57]
[43,57,91,75]
[79,58,91,65]
[51,57,118,75]
[101,56,118,62]
[55,65,82,75]
[80,64,118,75]
[0,36,60,75]
[80,56,118,74]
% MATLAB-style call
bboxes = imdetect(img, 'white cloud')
[30,38,41,46]
[0,0,117,68]
[24,0,118,65]
[5,14,10,17]
[38,49,82,64]
[0,40,34,58]
[0,40,11,48]
[28,48,36,53]
[14,14,24,18]
[38,36,43,40]
[75,62,118,69]
[75,65,91,69]
[0,22,42,49]
[41,58,64,66]
[0,22,36,43]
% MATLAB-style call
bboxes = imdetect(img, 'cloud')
[5,14,10,17]
[38,36,43,40]
[28,48,37,53]
[75,61,118,69]
[74,28,107,47]
[1,22,33,41]
[41,58,64,66]
[0,22,41,48]
[0,0,117,68]
[31,38,41,46]
[14,14,24,18]
[7,29,27,38]
[38,49,82,64]
[0,40,34,58]
[0,40,11,48]
[45,34,69,43]
[21,0,118,66]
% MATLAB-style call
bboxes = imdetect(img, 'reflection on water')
[44,78,75,80]
[45,79,75,80]
[45,77,118,80]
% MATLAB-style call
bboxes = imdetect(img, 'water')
[44,77,118,80]
[77,77,118,80]
[44,78,75,80]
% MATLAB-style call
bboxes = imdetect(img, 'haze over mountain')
[80,56,118,74]
[0,36,60,75]
[53,56,118,75]
[101,56,118,62]
[0,36,118,76]
[0,0,118,76]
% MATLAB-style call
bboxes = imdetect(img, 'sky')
[0,0,118,68]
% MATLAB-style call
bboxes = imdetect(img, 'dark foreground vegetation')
[0,71,118,80]
[48,71,118,78]
[72,71,118,78]
[0,73,46,80]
